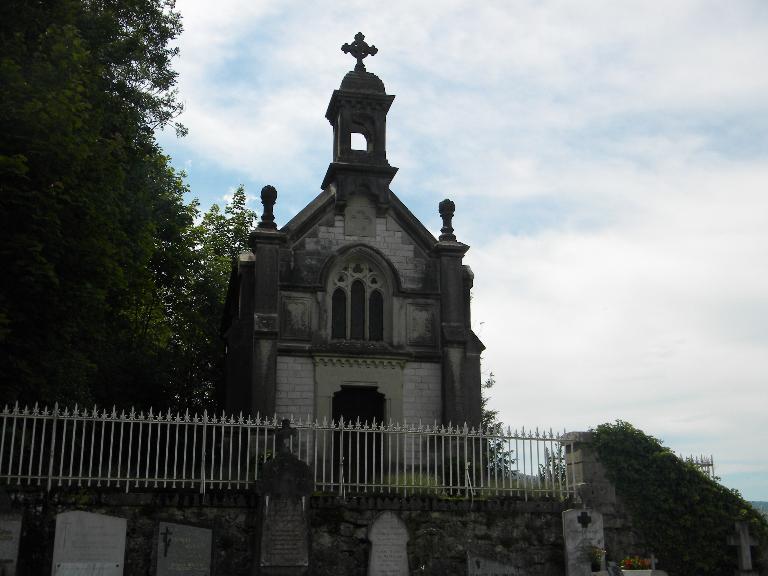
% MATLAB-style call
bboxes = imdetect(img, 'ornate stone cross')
[276,419,296,455]
[342,32,378,72]
[577,510,592,529]
[728,521,757,573]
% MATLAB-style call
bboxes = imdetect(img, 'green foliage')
[481,371,499,431]
[592,421,768,576]
[0,0,255,412]
[0,0,184,407]
[480,372,516,474]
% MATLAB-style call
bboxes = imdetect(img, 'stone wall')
[298,211,434,292]
[402,362,442,424]
[311,496,566,576]
[275,355,315,420]
[4,488,567,576]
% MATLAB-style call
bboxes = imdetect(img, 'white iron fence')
[0,403,576,499]
[685,454,716,480]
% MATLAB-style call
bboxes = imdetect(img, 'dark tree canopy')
[0,0,254,412]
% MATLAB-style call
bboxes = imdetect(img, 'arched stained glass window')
[350,280,365,340]
[330,257,388,341]
[369,290,383,341]
[332,288,347,339]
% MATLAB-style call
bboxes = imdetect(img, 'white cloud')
[164,0,768,498]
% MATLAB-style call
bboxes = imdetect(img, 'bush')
[592,421,768,576]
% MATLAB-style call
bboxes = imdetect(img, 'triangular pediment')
[282,188,438,254]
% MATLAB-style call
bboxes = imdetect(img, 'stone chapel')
[221,33,484,428]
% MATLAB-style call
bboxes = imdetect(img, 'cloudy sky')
[157,1,768,499]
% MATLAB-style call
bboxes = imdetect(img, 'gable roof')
[281,188,439,254]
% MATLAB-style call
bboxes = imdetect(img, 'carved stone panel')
[281,295,311,340]
[406,303,436,346]
[345,195,376,237]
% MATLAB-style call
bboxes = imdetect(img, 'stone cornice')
[313,355,406,370]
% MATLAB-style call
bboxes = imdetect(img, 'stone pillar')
[223,186,286,418]
[561,432,616,511]
[434,199,480,427]
[248,226,285,418]
[561,432,645,572]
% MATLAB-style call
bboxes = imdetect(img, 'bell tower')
[322,32,398,215]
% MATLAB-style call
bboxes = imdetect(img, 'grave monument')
[156,521,212,576]
[258,420,313,575]
[0,490,21,576]
[51,511,126,576]
[368,511,409,576]
[563,508,604,576]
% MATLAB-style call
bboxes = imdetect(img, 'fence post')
[200,410,208,495]
[46,403,58,492]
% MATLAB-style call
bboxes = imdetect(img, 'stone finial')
[438,198,456,241]
[342,32,378,72]
[258,185,278,229]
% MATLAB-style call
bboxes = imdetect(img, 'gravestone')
[467,553,517,576]
[562,508,604,576]
[156,522,212,576]
[368,511,409,576]
[728,520,758,576]
[259,420,313,576]
[52,511,126,576]
[0,513,22,576]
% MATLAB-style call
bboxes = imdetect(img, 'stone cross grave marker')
[728,520,758,575]
[368,511,409,576]
[467,553,518,576]
[259,420,313,576]
[562,508,604,576]
[0,513,22,576]
[52,511,126,576]
[156,521,212,576]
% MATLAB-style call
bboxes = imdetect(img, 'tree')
[480,371,516,475]
[0,0,187,407]
[160,186,256,412]
[481,371,500,431]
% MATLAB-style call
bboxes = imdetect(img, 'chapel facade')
[221,34,484,427]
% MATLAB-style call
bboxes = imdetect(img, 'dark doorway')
[332,386,385,489]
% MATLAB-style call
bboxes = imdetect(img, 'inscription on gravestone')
[259,421,313,575]
[368,511,409,576]
[52,511,126,576]
[0,513,22,576]
[261,497,309,567]
[156,522,212,576]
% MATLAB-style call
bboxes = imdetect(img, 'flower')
[620,555,653,570]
